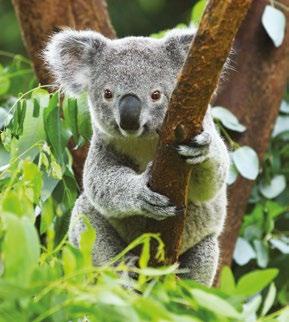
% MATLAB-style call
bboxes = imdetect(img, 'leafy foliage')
[230,92,289,310]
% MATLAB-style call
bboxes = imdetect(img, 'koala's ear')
[164,27,197,67]
[44,29,107,95]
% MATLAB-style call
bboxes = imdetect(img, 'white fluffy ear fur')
[44,29,107,95]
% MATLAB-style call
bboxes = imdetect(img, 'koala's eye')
[151,90,161,101]
[104,89,113,100]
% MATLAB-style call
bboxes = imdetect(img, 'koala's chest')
[112,137,158,172]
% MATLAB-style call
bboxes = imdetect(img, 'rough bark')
[147,0,252,264]
[12,0,116,183]
[214,0,289,280]
[12,0,116,85]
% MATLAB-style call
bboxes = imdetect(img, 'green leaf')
[1,188,34,218]
[232,146,259,180]
[265,200,287,219]
[0,64,10,95]
[261,283,276,316]
[62,245,77,276]
[32,98,40,117]
[79,215,96,267]
[259,175,286,199]
[191,0,206,24]
[77,93,92,141]
[2,214,40,286]
[22,160,42,203]
[190,289,241,319]
[16,97,46,160]
[41,173,59,201]
[0,143,10,171]
[262,5,286,48]
[277,307,289,322]
[236,269,278,297]
[233,237,256,266]
[212,106,246,133]
[219,266,236,294]
[43,93,64,164]
[63,97,79,142]
[40,197,54,235]
[253,240,269,268]
[139,264,178,276]
[31,88,50,106]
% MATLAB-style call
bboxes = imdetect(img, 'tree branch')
[147,0,252,264]
[12,0,116,84]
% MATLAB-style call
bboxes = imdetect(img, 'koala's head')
[45,28,195,138]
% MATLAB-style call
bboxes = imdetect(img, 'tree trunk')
[214,0,289,281]
[12,0,116,85]
[12,0,116,183]
[147,0,252,264]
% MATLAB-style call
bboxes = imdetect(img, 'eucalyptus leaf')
[262,5,286,48]
[261,283,276,316]
[259,175,286,199]
[233,237,256,266]
[190,289,241,319]
[0,143,10,170]
[219,266,236,294]
[212,106,246,132]
[272,116,289,137]
[43,93,65,164]
[280,100,289,114]
[79,215,96,268]
[253,240,269,268]
[242,295,262,322]
[236,269,278,297]
[2,214,40,287]
[232,146,259,180]
[16,95,47,159]
[77,93,92,141]
[63,97,79,142]
[0,64,10,95]
[191,0,206,24]
[270,238,289,254]
[0,107,12,129]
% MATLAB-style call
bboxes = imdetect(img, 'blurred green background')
[0,0,197,58]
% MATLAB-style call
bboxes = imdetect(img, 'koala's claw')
[138,184,179,220]
[142,204,179,221]
[177,131,211,165]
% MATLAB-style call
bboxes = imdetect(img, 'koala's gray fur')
[45,27,230,286]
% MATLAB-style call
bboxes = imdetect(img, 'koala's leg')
[69,194,127,266]
[178,234,219,286]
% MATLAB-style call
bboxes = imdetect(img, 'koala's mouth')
[115,123,151,138]
[119,126,145,138]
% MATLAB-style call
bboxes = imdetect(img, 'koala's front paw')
[138,169,181,221]
[138,184,182,220]
[177,131,211,165]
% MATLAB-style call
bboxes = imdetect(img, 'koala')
[45,27,230,286]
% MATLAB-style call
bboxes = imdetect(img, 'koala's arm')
[83,135,178,220]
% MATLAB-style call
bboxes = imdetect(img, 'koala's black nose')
[119,94,141,132]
